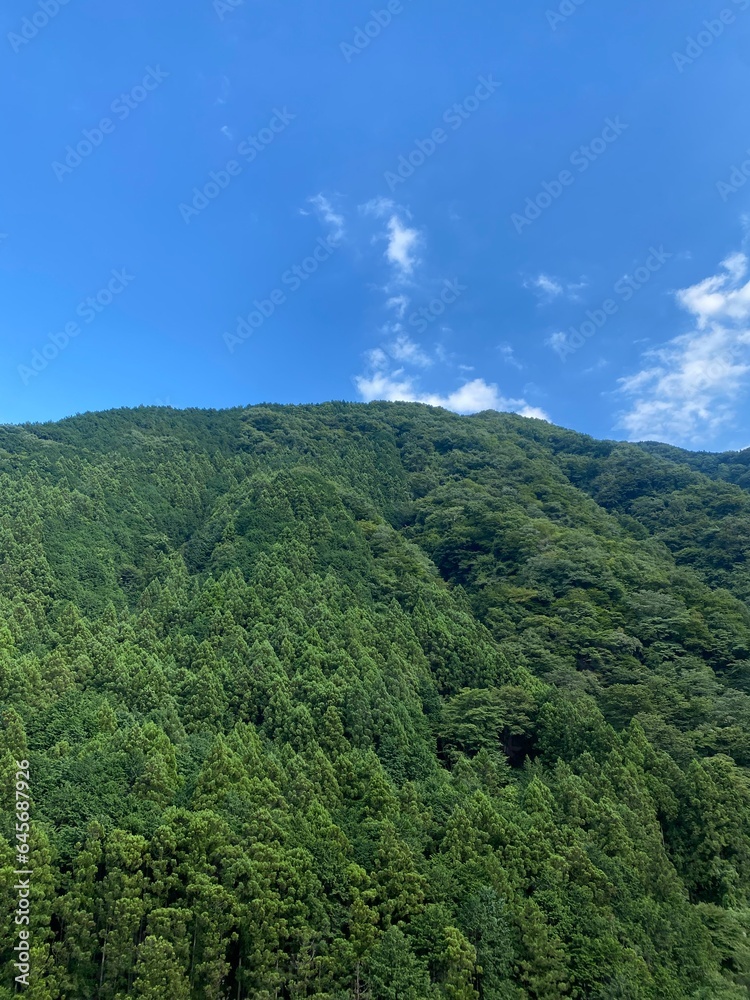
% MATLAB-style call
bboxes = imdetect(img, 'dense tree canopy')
[1,401,749,997]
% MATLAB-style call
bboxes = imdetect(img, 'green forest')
[1,401,750,999]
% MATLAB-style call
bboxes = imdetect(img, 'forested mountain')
[1,401,749,999]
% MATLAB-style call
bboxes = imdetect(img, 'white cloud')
[516,404,551,420]
[365,347,389,369]
[498,344,523,370]
[428,379,504,413]
[430,380,542,416]
[388,334,432,367]
[385,215,421,278]
[306,193,345,241]
[525,273,587,303]
[359,198,421,281]
[351,199,549,421]
[722,251,748,283]
[386,294,409,319]
[546,331,571,357]
[618,251,750,445]
[355,349,549,419]
[675,252,750,327]
[355,368,418,403]
[582,358,608,375]
[360,197,395,218]
[529,274,563,298]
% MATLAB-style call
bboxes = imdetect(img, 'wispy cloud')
[525,272,587,303]
[215,74,232,106]
[498,343,523,370]
[528,273,563,298]
[360,198,421,281]
[388,334,432,367]
[386,294,409,319]
[546,331,570,356]
[360,196,394,218]
[582,357,608,375]
[352,201,547,420]
[305,193,346,241]
[617,251,750,444]
[385,215,421,277]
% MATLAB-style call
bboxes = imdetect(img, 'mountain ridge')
[0,401,749,998]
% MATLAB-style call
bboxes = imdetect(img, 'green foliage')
[0,401,749,997]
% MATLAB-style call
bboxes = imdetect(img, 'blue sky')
[2,0,750,449]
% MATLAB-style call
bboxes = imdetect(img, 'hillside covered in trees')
[1,401,750,999]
